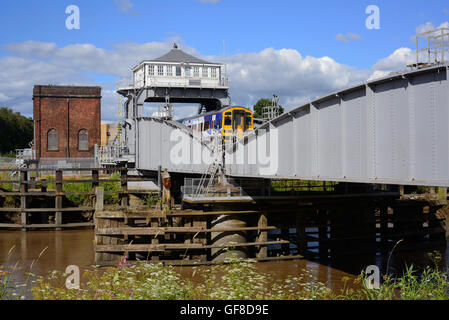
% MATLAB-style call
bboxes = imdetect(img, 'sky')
[0,0,448,121]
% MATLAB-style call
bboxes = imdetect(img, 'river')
[0,228,447,298]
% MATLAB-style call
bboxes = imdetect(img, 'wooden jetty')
[92,179,449,266]
[0,166,446,266]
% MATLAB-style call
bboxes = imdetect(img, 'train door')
[233,110,245,140]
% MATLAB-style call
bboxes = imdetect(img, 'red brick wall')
[33,85,101,160]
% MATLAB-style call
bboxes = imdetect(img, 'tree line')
[0,107,33,156]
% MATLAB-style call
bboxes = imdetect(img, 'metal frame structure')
[127,63,449,187]
[411,27,449,69]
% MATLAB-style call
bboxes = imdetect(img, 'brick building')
[33,85,101,160]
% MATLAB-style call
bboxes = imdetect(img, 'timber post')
[20,170,28,231]
[55,169,63,231]
[120,168,128,208]
[256,211,268,259]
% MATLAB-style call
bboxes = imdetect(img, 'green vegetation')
[271,179,338,192]
[252,98,284,119]
[29,255,449,300]
[0,107,33,156]
[42,173,122,206]
[0,265,13,300]
[143,193,160,207]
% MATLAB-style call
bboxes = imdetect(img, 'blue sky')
[0,0,448,120]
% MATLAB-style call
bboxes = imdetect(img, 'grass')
[0,265,13,300]
[28,254,449,301]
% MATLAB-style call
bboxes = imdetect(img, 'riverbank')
[0,229,448,300]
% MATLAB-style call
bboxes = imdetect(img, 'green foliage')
[0,107,33,155]
[30,254,449,301]
[41,173,122,206]
[252,98,284,119]
[143,193,160,207]
[0,265,13,300]
[271,179,338,192]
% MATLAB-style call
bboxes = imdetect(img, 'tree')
[0,107,33,156]
[252,98,284,119]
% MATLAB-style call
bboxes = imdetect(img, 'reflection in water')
[0,229,447,297]
[0,229,95,286]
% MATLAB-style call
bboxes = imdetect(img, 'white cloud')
[412,21,449,41]
[0,92,11,102]
[114,0,135,14]
[371,47,414,72]
[0,24,442,121]
[336,33,362,42]
[217,48,369,108]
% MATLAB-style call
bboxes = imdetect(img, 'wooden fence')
[0,167,155,230]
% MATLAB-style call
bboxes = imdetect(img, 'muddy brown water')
[0,228,447,299]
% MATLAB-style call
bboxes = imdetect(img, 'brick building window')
[78,129,89,151]
[47,129,58,151]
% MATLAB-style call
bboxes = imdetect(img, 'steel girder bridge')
[118,63,449,188]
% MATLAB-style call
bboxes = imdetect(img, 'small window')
[78,129,89,151]
[148,65,155,76]
[166,65,173,76]
[202,67,209,78]
[47,129,58,151]
[211,67,217,78]
[185,67,192,77]
[193,66,199,77]
[245,113,252,127]
[224,116,232,126]
[176,66,182,76]
[158,65,164,76]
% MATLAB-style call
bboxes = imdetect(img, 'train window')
[204,122,210,131]
[224,116,232,126]
[245,113,252,126]
[212,120,215,129]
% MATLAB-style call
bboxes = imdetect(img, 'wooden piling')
[256,212,268,259]
[55,169,63,231]
[20,170,28,231]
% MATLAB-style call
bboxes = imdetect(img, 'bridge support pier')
[211,214,249,262]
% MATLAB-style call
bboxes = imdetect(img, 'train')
[179,106,254,141]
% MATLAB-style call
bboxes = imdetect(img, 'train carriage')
[180,106,254,141]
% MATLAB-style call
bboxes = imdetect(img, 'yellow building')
[101,122,118,146]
